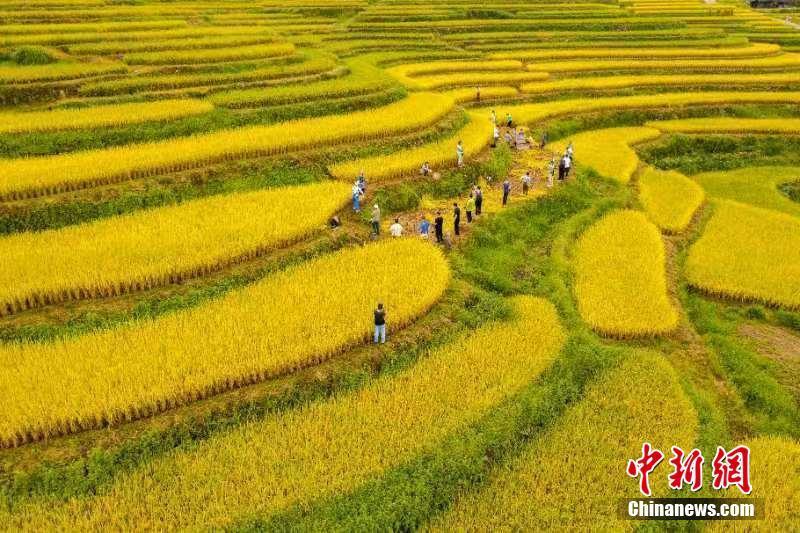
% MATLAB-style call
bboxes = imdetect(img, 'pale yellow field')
[573,210,678,337]
[686,200,800,309]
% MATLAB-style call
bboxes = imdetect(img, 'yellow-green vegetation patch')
[441,86,518,103]
[208,60,391,107]
[574,209,678,337]
[639,166,705,233]
[123,42,296,65]
[692,166,800,218]
[649,117,800,134]
[686,200,800,309]
[329,112,489,183]
[551,127,661,183]
[492,43,781,60]
[0,296,565,529]
[0,60,125,83]
[429,352,697,531]
[521,72,800,95]
[0,92,454,200]
[504,92,800,127]
[0,99,213,134]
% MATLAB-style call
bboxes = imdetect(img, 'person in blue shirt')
[419,217,431,239]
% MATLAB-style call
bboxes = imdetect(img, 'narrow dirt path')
[375,138,559,243]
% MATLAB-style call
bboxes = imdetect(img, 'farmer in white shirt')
[563,153,572,178]
[390,218,403,237]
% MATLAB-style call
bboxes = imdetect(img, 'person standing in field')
[492,124,500,148]
[558,156,566,181]
[465,193,475,223]
[419,216,430,239]
[547,157,556,188]
[357,171,367,194]
[506,112,513,128]
[540,130,548,149]
[352,181,362,212]
[490,109,497,125]
[563,152,572,179]
[371,203,381,236]
[434,210,444,243]
[453,202,461,236]
[521,170,532,195]
[475,185,483,215]
[374,302,386,344]
[502,178,511,206]
[456,140,464,167]
[566,141,574,158]
[504,129,514,147]
[390,218,403,238]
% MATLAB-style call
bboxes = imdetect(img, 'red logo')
[668,447,704,492]
[712,445,752,495]
[627,444,751,496]
[627,442,665,497]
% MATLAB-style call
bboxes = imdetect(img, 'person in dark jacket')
[474,185,483,215]
[502,178,511,206]
[453,202,461,236]
[373,302,386,344]
[434,210,444,243]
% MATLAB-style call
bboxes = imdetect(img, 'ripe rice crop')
[691,166,800,218]
[123,42,296,65]
[638,167,705,233]
[574,210,678,337]
[0,296,564,528]
[506,91,800,128]
[0,20,184,34]
[686,200,800,309]
[0,181,351,317]
[525,53,800,73]
[386,59,531,88]
[0,92,454,200]
[551,127,661,183]
[388,59,522,78]
[400,71,549,90]
[209,60,392,107]
[648,117,800,134]
[446,28,728,44]
[329,112,489,182]
[430,352,697,531]
[442,86,518,103]
[476,36,749,50]
[2,25,267,46]
[521,72,800,95]
[709,436,800,532]
[0,238,451,447]
[79,54,338,95]
[0,61,125,83]
[68,34,280,55]
[0,99,213,134]
[492,42,780,60]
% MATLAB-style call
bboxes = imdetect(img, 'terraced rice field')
[1,0,798,530]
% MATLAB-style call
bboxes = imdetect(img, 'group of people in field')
[350,108,577,241]
[351,110,576,346]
